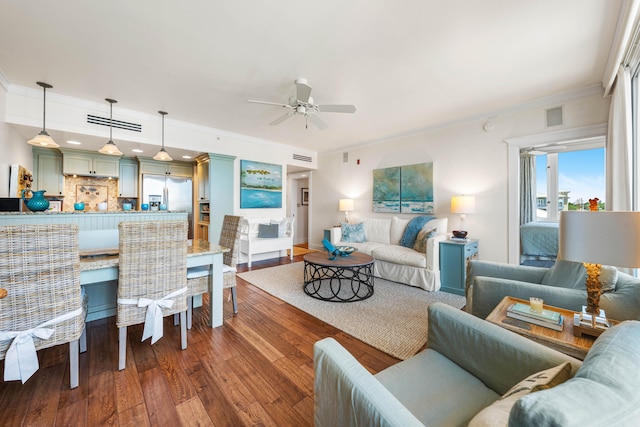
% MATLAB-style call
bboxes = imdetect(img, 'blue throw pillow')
[341,222,365,243]
[399,216,435,248]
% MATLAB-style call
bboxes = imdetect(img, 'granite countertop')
[80,240,230,271]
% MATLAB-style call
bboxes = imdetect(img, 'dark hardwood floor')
[0,247,398,426]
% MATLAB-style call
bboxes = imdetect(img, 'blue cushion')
[400,216,435,248]
[341,222,365,243]
[509,321,640,426]
[258,223,278,238]
[541,260,587,289]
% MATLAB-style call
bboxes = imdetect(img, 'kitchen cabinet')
[196,156,210,201]
[194,153,235,242]
[61,149,120,178]
[138,159,193,177]
[33,148,64,197]
[118,159,138,197]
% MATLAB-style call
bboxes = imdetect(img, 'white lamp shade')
[27,132,59,148]
[451,196,476,214]
[339,199,354,212]
[559,211,640,268]
[98,140,123,156]
[153,148,173,161]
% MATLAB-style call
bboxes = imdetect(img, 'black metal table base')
[303,260,374,302]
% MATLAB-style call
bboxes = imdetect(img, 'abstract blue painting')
[240,160,283,208]
[373,162,433,213]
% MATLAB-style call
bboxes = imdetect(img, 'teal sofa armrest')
[467,260,548,285]
[509,320,640,426]
[601,272,640,320]
[426,303,581,395]
[470,277,587,319]
[313,337,424,427]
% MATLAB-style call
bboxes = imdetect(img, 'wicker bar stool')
[185,215,242,328]
[0,224,87,388]
[117,220,188,370]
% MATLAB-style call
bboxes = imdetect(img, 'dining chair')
[0,224,87,388]
[185,215,242,328]
[117,220,188,370]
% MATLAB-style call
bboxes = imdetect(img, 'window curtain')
[606,65,632,211]
[520,154,536,225]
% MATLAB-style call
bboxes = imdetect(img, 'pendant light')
[27,82,59,148]
[98,98,123,156]
[153,111,173,161]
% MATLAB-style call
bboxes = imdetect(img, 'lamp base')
[572,307,610,338]
[452,230,468,239]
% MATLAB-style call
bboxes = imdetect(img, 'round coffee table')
[303,251,375,302]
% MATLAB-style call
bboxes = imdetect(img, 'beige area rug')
[237,262,466,360]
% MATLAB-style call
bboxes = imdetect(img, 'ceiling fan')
[248,78,356,130]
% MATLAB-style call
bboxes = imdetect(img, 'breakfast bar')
[0,211,230,327]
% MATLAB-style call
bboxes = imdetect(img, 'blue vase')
[22,189,50,212]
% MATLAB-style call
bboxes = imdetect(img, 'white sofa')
[239,217,295,267]
[330,216,448,291]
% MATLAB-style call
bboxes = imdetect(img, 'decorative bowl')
[336,246,356,256]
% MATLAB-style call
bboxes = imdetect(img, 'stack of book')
[506,302,564,331]
[449,236,469,242]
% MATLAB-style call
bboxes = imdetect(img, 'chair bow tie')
[0,307,83,383]
[119,287,186,344]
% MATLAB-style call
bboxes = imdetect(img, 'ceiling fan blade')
[318,104,356,113]
[269,113,293,126]
[248,99,292,108]
[308,114,328,130]
[296,79,312,103]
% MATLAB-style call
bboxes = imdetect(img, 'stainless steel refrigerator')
[141,174,193,239]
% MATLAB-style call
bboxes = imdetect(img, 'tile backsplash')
[61,176,119,212]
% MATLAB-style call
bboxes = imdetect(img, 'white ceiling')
[0,1,623,156]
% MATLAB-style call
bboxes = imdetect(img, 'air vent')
[545,106,563,127]
[87,114,142,132]
[293,153,312,163]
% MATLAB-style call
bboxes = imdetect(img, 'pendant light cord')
[42,85,47,132]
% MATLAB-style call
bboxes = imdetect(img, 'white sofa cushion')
[372,245,427,268]
[390,216,410,245]
[363,218,391,244]
[341,241,387,256]
[425,218,448,235]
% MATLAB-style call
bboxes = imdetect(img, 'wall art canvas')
[373,162,434,213]
[240,160,283,208]
[400,162,434,213]
[373,166,401,212]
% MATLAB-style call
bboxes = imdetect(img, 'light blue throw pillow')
[341,222,365,243]
[399,216,435,248]
[541,260,587,289]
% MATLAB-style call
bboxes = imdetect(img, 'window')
[534,147,605,222]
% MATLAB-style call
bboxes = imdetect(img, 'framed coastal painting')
[240,160,283,208]
[373,162,433,214]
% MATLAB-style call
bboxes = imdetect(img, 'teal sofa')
[314,303,640,426]
[466,260,640,320]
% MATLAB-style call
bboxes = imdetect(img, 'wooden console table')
[486,296,598,360]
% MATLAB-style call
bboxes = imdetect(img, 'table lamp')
[558,211,640,336]
[339,199,354,223]
[450,196,476,238]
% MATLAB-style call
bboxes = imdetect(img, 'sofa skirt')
[375,260,440,292]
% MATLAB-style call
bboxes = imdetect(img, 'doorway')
[288,171,311,245]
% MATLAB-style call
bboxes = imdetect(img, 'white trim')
[322,84,604,156]
[504,124,608,264]
[603,0,640,95]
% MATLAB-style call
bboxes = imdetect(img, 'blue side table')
[439,239,479,296]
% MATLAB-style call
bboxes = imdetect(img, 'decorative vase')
[21,189,50,212]
[74,202,85,211]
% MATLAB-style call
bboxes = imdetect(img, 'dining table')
[79,239,230,327]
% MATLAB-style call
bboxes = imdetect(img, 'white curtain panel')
[606,65,632,211]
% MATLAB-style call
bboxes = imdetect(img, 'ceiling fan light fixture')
[27,82,59,148]
[98,98,123,156]
[153,111,172,161]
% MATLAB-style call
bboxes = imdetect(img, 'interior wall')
[0,85,33,197]
[311,91,610,263]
